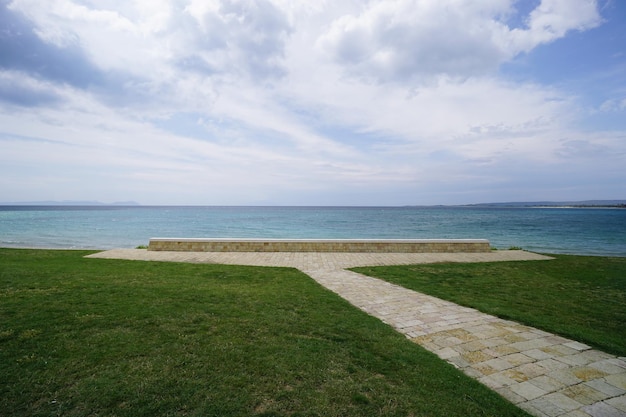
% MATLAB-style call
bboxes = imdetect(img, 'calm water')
[0,206,624,256]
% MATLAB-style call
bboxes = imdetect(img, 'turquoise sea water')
[0,206,624,256]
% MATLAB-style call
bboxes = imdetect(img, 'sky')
[0,0,625,206]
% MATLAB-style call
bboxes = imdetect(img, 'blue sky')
[1,0,624,205]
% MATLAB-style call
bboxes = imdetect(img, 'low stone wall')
[147,238,491,253]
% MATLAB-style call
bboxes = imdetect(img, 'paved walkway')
[87,250,626,417]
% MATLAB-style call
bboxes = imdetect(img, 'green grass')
[353,254,626,357]
[0,248,529,417]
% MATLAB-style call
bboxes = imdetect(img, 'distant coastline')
[0,200,140,206]
[462,200,626,209]
[1,199,625,209]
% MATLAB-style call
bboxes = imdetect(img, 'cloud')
[8,0,292,83]
[0,70,63,106]
[599,97,626,112]
[516,0,603,48]
[179,0,292,79]
[0,0,622,205]
[0,4,104,88]
[317,0,602,83]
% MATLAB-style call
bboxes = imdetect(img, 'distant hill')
[0,200,140,206]
[467,200,626,208]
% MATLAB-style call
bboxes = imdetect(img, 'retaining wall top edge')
[149,238,490,243]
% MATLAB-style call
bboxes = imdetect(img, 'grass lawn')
[0,248,530,417]
[353,254,626,357]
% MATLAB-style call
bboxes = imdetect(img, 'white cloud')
[0,70,63,105]
[10,0,293,79]
[317,0,602,82]
[8,0,164,77]
[317,0,509,81]
[599,97,626,112]
[1,0,622,205]
[518,0,602,48]
[173,0,292,79]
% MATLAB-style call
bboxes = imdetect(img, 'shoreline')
[1,245,624,258]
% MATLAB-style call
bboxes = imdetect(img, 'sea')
[0,205,624,256]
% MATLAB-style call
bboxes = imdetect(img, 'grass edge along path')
[0,248,530,417]
[352,254,626,357]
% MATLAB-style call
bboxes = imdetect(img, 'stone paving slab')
[86,248,551,268]
[87,249,626,417]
